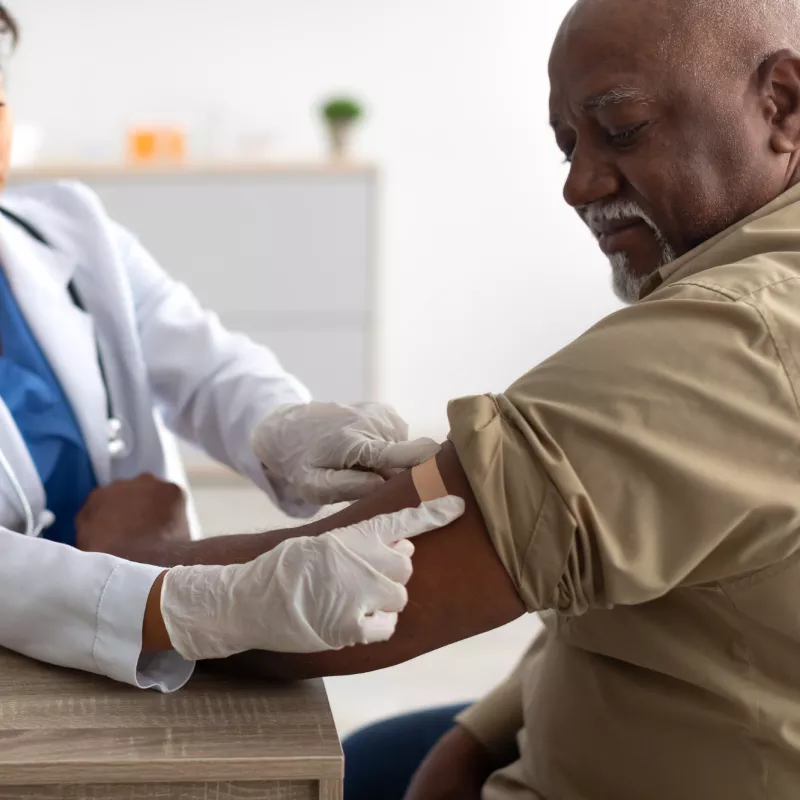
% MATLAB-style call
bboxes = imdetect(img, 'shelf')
[185,460,251,488]
[10,160,377,180]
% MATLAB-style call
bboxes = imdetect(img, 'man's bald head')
[549,0,800,301]
[571,0,800,74]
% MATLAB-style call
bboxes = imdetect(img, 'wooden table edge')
[0,755,344,786]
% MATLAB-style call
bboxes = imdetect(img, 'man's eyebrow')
[581,86,652,111]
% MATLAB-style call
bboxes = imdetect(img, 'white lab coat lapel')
[0,213,112,486]
[0,399,45,528]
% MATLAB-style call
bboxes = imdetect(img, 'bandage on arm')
[209,442,525,680]
[412,456,449,502]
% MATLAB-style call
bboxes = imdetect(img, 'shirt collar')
[640,182,800,299]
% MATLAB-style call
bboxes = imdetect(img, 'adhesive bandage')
[411,456,448,502]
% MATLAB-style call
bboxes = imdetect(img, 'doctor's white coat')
[0,180,312,690]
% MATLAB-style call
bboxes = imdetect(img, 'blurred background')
[6,0,620,736]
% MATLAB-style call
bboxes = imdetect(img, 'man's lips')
[592,218,648,254]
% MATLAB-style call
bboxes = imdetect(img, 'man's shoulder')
[637,254,800,392]
[664,253,800,305]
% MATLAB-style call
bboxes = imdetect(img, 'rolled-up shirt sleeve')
[448,286,800,614]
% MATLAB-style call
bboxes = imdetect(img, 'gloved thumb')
[392,539,415,558]
[377,495,466,545]
[302,467,386,505]
[373,438,442,471]
[358,610,399,644]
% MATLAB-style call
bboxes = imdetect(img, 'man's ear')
[760,49,800,154]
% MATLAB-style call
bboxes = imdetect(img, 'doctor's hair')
[0,5,17,49]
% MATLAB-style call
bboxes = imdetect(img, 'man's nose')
[563,144,621,209]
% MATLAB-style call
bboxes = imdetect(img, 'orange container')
[127,127,186,164]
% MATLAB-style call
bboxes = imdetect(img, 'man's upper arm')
[448,287,800,615]
[216,442,526,679]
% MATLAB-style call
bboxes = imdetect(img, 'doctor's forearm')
[141,570,172,653]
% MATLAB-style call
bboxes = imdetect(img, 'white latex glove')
[160,495,465,660]
[251,401,442,505]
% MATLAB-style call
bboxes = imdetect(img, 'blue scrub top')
[0,267,97,545]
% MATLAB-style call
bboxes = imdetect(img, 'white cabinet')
[91,172,375,319]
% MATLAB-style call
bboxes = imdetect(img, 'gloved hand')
[160,496,465,660]
[251,401,441,505]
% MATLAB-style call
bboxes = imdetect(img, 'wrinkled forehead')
[548,9,671,122]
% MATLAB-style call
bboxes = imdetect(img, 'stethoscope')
[0,207,129,536]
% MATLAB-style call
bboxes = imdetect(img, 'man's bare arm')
[106,443,525,678]
[211,442,526,679]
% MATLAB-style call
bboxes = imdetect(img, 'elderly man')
[96,0,800,797]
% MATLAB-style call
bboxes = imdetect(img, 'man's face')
[548,3,793,302]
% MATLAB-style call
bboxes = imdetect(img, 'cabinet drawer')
[76,173,375,316]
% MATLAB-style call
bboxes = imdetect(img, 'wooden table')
[0,648,343,799]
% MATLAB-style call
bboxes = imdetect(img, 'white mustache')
[581,200,658,239]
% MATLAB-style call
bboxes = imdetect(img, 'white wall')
[7,0,620,436]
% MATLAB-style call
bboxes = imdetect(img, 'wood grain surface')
[0,648,342,798]
[0,782,316,799]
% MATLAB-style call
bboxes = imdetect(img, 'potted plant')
[320,96,364,161]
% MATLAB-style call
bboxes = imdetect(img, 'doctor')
[0,6,447,690]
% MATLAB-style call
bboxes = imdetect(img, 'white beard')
[610,251,650,303]
[583,200,677,304]
[610,236,677,303]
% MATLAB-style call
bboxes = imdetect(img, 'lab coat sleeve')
[114,223,316,517]
[0,528,194,690]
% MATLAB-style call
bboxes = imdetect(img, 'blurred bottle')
[126,126,186,165]
[237,129,277,161]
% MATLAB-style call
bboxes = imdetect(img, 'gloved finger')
[372,495,466,545]
[333,529,414,582]
[392,539,415,558]
[302,468,386,504]
[373,438,442,471]
[370,578,409,613]
[352,402,409,439]
[358,610,399,644]
[372,547,414,583]
[347,437,438,473]
[340,437,395,471]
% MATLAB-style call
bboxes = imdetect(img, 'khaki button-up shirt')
[448,184,800,799]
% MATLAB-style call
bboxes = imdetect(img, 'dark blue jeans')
[343,703,470,800]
